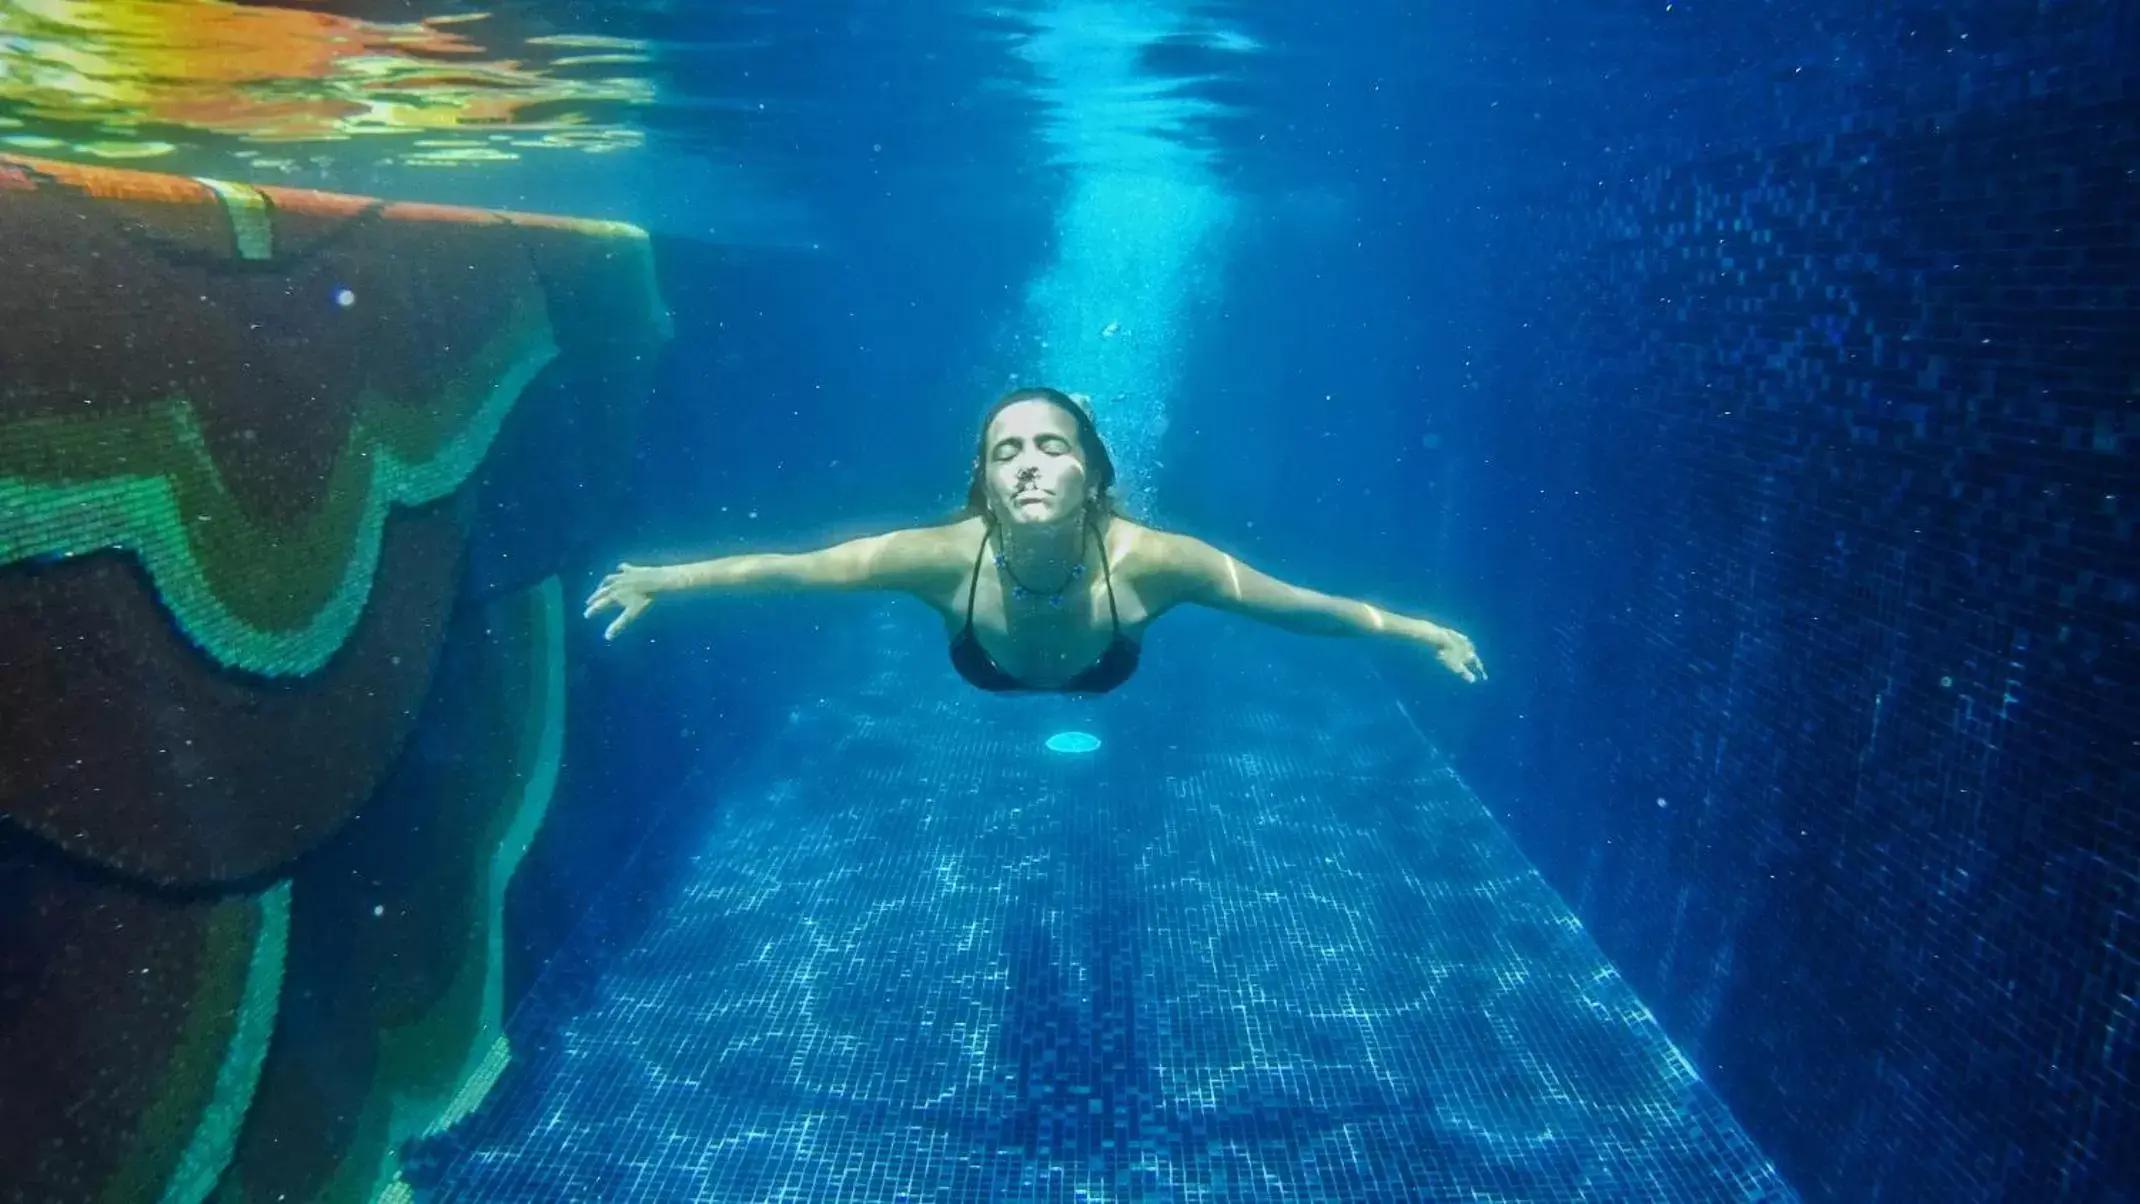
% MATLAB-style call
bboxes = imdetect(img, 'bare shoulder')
[855,518,982,615]
[877,516,984,576]
[1103,519,1218,603]
[1105,519,1209,569]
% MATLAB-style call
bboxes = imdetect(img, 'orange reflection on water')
[0,0,653,164]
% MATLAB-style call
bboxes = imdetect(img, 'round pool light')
[1044,731,1101,755]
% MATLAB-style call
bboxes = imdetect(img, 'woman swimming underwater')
[583,386,1485,693]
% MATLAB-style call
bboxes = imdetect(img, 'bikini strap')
[963,517,991,630]
[1095,518,1121,634]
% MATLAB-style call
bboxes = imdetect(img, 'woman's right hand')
[584,562,681,641]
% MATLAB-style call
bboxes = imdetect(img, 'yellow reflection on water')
[0,0,654,167]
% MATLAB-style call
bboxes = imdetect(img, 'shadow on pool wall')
[1191,5,2137,1202]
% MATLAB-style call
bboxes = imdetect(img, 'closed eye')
[993,434,1073,458]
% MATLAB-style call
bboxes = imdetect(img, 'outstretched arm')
[1155,532,1485,682]
[584,526,955,641]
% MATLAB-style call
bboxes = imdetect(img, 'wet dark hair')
[962,386,1120,518]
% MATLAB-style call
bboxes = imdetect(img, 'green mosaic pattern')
[0,294,557,677]
[370,577,567,1202]
[160,882,291,1204]
[193,178,273,261]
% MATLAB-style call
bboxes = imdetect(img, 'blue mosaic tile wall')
[1386,12,2139,1203]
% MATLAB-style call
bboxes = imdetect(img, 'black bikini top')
[949,518,1140,694]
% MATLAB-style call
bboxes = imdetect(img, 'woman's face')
[981,400,1092,527]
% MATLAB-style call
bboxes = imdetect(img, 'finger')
[605,599,648,641]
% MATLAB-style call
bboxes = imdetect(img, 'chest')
[954,569,1148,683]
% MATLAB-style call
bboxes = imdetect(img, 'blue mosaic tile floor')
[417,613,1796,1202]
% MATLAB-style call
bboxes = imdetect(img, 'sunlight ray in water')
[1004,0,1251,510]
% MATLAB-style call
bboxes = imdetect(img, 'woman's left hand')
[1419,624,1487,683]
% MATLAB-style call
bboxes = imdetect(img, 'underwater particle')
[1656,797,1667,808]
[334,287,356,309]
[1045,731,1101,755]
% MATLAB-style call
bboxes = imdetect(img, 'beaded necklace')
[992,518,1089,608]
